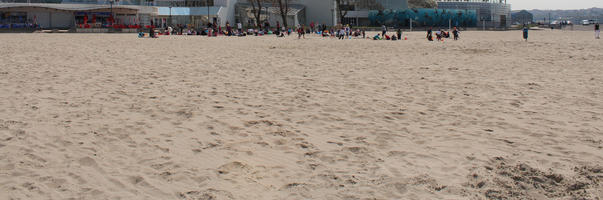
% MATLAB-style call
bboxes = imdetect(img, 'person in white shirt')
[237,22,242,34]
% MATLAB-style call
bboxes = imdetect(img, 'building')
[1,0,412,30]
[341,0,408,26]
[511,10,532,25]
[1,0,511,30]
[234,1,305,28]
[0,0,236,29]
[369,8,477,28]
[437,0,511,28]
[0,3,155,29]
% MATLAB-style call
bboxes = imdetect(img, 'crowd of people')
[146,20,603,43]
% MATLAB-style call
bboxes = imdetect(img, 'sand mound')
[466,157,602,199]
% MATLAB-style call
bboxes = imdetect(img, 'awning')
[0,3,155,14]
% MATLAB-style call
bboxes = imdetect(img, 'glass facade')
[437,1,511,28]
[369,8,477,27]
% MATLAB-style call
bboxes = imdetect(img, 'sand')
[1,30,602,199]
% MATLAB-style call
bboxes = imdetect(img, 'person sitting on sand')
[392,34,398,41]
[322,30,329,37]
[373,34,381,40]
[385,34,391,40]
[436,30,442,41]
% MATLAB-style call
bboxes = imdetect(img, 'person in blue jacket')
[522,25,529,42]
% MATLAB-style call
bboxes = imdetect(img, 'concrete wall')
[27,11,50,27]
[52,12,73,28]
[299,0,334,26]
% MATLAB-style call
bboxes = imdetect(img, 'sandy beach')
[1,30,602,199]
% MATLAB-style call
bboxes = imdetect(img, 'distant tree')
[272,0,291,28]
[249,0,265,28]
[334,0,351,25]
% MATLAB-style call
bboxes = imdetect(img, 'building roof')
[0,3,155,13]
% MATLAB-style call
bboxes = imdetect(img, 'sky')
[507,0,603,10]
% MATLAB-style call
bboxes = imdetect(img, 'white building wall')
[222,0,238,25]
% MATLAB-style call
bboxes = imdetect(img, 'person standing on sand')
[595,23,600,39]
[523,25,529,42]
[297,25,304,39]
[427,27,433,41]
[453,26,459,40]
[397,28,402,41]
[226,21,232,36]
[149,27,155,38]
[237,22,242,34]
[381,24,387,37]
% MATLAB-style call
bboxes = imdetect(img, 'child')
[453,27,459,40]
[397,28,402,41]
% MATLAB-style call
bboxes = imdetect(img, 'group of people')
[372,28,404,41]
[138,21,603,42]
[426,27,460,41]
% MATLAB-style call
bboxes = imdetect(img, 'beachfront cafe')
[0,3,154,31]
